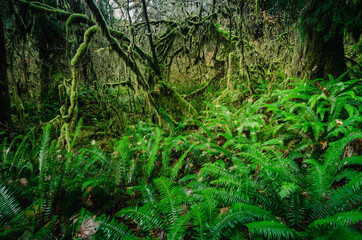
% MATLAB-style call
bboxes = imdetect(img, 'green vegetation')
[0,0,361,239]
[1,76,361,239]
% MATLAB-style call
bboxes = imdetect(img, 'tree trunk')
[305,26,347,80]
[39,44,51,101]
[0,13,12,128]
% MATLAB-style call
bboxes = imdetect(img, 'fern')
[0,183,22,222]
[190,204,212,240]
[308,210,362,229]
[209,203,276,239]
[171,143,196,181]
[94,215,135,240]
[116,204,164,231]
[154,177,184,224]
[167,213,191,240]
[145,127,162,179]
[245,221,306,240]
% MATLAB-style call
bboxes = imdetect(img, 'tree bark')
[141,0,160,76]
[305,26,347,80]
[0,13,12,128]
[300,0,347,80]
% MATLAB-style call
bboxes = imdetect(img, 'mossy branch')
[58,26,97,150]
[186,71,223,99]
[18,0,153,66]
[66,13,93,39]
[17,0,70,20]
[82,0,148,90]
[71,26,98,67]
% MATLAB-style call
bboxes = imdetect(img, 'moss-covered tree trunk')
[0,13,12,127]
[304,26,347,80]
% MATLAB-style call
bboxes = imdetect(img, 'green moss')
[19,0,70,20]
[57,25,98,150]
[71,26,98,67]
[66,13,93,38]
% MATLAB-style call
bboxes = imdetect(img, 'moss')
[158,81,198,117]
[57,25,97,150]
[83,0,147,89]
[18,0,71,20]
[227,52,235,91]
[14,93,25,127]
[66,13,93,38]
[71,26,97,66]
[82,0,198,125]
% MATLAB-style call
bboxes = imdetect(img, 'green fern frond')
[190,205,211,240]
[171,143,196,180]
[338,155,362,168]
[279,182,301,200]
[154,177,184,224]
[209,203,275,240]
[230,231,247,240]
[116,204,164,231]
[309,209,362,229]
[200,161,233,179]
[29,216,56,240]
[245,221,306,240]
[202,187,251,206]
[193,193,218,226]
[94,215,135,240]
[139,184,157,204]
[145,127,162,178]
[0,183,22,221]
[69,118,83,152]
[38,124,52,186]
[167,213,191,240]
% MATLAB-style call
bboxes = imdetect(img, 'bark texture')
[0,13,12,127]
[305,26,347,80]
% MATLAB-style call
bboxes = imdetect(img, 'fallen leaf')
[335,119,343,126]
[219,206,230,218]
[319,141,328,150]
[78,215,100,239]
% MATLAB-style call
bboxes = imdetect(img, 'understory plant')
[1,75,361,239]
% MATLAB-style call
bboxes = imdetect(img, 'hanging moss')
[82,0,148,90]
[71,26,97,66]
[14,91,25,129]
[57,26,97,150]
[227,52,235,91]
[82,0,199,124]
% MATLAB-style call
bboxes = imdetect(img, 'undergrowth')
[1,75,361,239]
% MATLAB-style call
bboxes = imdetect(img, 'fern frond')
[309,209,362,229]
[0,183,22,221]
[202,188,251,206]
[279,182,301,200]
[145,127,162,178]
[167,213,191,240]
[38,124,52,186]
[171,143,196,180]
[139,184,157,204]
[245,221,306,240]
[94,215,135,240]
[209,203,275,240]
[154,177,184,224]
[116,204,164,231]
[190,205,211,240]
[30,216,56,240]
